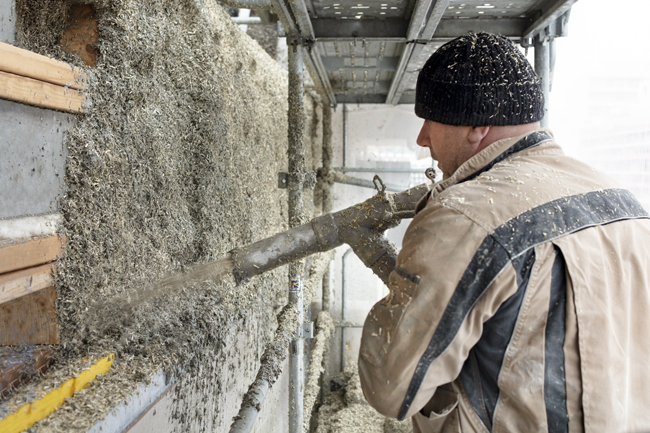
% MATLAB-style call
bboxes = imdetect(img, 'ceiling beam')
[406,0,436,40]
[271,0,298,34]
[332,80,392,94]
[321,56,400,72]
[304,47,337,106]
[272,0,336,106]
[386,0,450,105]
[313,18,408,40]
[287,0,315,38]
[336,94,387,104]
[432,17,531,40]
[523,0,578,40]
[417,0,449,40]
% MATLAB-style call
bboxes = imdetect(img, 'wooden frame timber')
[0,235,65,346]
[0,42,85,89]
[0,42,87,113]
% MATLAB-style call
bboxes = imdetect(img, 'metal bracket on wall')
[291,322,313,354]
[302,321,314,339]
[278,172,317,189]
[278,172,289,188]
[304,172,316,189]
[286,34,315,49]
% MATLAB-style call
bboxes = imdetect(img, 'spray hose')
[228,182,430,286]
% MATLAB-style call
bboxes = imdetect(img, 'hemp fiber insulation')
[3,0,323,430]
[315,364,412,433]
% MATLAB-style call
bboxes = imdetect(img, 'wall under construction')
[0,0,325,430]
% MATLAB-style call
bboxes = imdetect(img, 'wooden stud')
[0,235,65,275]
[0,286,59,345]
[0,263,54,305]
[0,42,85,90]
[0,70,85,113]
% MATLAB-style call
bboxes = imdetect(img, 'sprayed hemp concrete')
[0,0,325,431]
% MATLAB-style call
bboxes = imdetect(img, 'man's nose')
[416,122,428,147]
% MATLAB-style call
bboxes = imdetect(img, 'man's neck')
[481,122,542,150]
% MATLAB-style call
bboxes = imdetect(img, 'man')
[358,32,650,432]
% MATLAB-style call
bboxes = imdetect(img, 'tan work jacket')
[358,129,650,433]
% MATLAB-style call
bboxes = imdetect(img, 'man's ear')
[467,126,490,146]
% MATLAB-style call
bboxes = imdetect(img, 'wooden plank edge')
[0,235,66,275]
[0,263,54,306]
[0,70,85,113]
[0,41,86,90]
[0,353,115,433]
[0,286,59,345]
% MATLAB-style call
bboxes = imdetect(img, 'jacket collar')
[416,128,554,214]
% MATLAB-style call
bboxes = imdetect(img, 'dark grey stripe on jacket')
[458,249,536,430]
[397,188,649,421]
[544,248,569,432]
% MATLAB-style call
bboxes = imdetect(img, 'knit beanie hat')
[415,32,544,126]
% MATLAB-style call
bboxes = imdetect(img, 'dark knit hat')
[415,32,544,126]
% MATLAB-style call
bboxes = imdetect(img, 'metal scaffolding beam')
[273,0,336,106]
[535,35,550,128]
[332,80,392,94]
[386,0,450,105]
[288,0,316,38]
[433,17,530,40]
[303,49,337,107]
[524,0,579,40]
[231,17,263,24]
[313,17,532,43]
[336,94,387,104]
[321,56,400,72]
[414,0,449,40]
[313,18,408,40]
[287,44,307,433]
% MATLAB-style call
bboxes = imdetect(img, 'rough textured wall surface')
[7,0,321,430]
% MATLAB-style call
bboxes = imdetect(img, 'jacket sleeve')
[358,201,520,419]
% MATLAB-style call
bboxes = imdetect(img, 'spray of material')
[100,257,235,311]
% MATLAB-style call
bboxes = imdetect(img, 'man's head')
[415,32,544,178]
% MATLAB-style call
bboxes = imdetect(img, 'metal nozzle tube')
[229,183,430,284]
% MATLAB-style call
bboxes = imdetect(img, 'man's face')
[416,120,471,180]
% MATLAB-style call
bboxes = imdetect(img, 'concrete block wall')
[0,99,71,220]
[0,0,15,44]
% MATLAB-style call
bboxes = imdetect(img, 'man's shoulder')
[428,148,622,234]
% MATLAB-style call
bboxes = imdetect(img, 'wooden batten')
[0,287,59,345]
[0,70,85,113]
[0,41,86,90]
[0,263,54,305]
[0,235,65,275]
